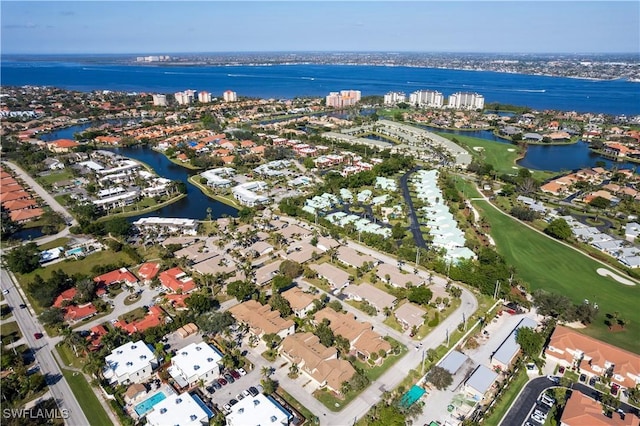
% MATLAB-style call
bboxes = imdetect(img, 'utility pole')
[421,349,426,374]
[446,328,450,347]
[493,280,500,300]
[415,248,421,266]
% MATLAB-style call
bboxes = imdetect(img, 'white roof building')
[146,392,209,426]
[103,340,157,385]
[132,217,198,235]
[226,393,292,426]
[168,342,223,388]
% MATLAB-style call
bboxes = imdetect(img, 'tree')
[428,366,453,390]
[40,307,64,326]
[327,300,343,313]
[407,286,433,306]
[40,210,65,235]
[589,196,611,209]
[545,218,572,240]
[271,274,293,294]
[5,242,40,273]
[103,217,132,237]
[195,311,235,335]
[260,378,278,395]
[279,260,303,279]
[315,319,335,347]
[227,280,257,301]
[269,293,292,316]
[515,327,544,359]
[185,292,215,315]
[334,334,350,356]
[391,222,406,240]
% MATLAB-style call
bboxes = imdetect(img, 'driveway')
[399,166,428,249]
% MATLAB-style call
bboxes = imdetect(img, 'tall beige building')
[447,92,485,110]
[198,91,212,103]
[152,94,167,107]
[174,90,196,105]
[325,90,361,108]
[409,90,444,108]
[223,90,238,102]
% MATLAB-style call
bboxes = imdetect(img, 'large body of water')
[2,60,639,116]
[39,126,237,221]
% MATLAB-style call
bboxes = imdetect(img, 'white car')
[531,413,545,424]
[238,367,247,376]
[223,404,232,413]
[2,289,9,295]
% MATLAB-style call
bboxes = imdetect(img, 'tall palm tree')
[260,366,272,378]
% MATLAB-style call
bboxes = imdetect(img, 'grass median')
[61,368,112,426]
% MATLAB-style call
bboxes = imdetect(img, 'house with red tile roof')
[64,303,97,322]
[9,208,44,223]
[545,326,640,391]
[221,155,235,165]
[250,145,266,156]
[137,262,160,283]
[560,391,638,426]
[164,293,191,310]
[87,325,108,351]
[0,190,31,203]
[176,153,189,162]
[93,267,139,287]
[113,306,165,334]
[158,267,196,294]
[95,136,122,145]
[2,198,37,211]
[49,139,79,153]
[53,288,78,308]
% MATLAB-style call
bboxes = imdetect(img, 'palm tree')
[383,306,392,318]
[288,363,299,378]
[260,366,272,379]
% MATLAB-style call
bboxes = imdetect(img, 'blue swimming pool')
[190,393,214,418]
[400,385,426,408]
[134,391,166,416]
[66,247,84,256]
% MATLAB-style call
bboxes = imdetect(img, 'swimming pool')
[134,391,166,416]
[66,247,84,256]
[400,385,426,408]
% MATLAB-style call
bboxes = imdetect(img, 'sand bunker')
[507,148,516,152]
[597,268,636,286]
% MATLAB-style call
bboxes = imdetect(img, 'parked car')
[248,386,259,397]
[229,399,238,406]
[531,413,545,423]
[218,378,227,386]
[223,404,232,413]
[238,367,247,376]
[236,393,244,401]
[579,374,587,382]
[212,381,222,390]
[224,373,235,383]
[242,389,250,397]
[589,377,596,386]
[558,366,565,374]
[230,370,241,380]
[19,304,26,309]
[547,375,560,384]
[206,385,215,395]
[611,383,620,396]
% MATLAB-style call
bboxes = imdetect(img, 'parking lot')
[523,389,555,425]
[202,366,259,413]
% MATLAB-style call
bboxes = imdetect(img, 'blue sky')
[1,1,638,54]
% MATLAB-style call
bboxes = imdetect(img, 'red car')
[34,333,43,340]
[611,383,620,396]
[230,370,241,380]
[218,378,227,386]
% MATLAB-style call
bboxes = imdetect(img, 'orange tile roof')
[9,208,44,222]
[2,198,37,211]
[0,190,31,202]
[165,293,190,308]
[250,146,266,154]
[1,184,23,193]
[561,392,637,426]
[64,303,97,321]
[221,155,235,164]
[113,305,165,334]
[240,140,256,148]
[51,139,80,148]
[137,262,160,280]
[546,326,640,389]
[53,288,78,308]
[93,268,138,286]
[158,267,196,293]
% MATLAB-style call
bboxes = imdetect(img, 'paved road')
[399,166,428,249]
[500,377,640,426]
[3,161,78,227]
[1,268,89,426]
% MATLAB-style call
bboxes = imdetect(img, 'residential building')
[281,287,319,318]
[394,302,427,331]
[226,393,292,426]
[223,90,238,102]
[376,263,424,288]
[447,92,485,110]
[159,267,197,293]
[309,263,350,290]
[409,90,444,108]
[464,365,498,400]
[336,246,376,269]
[280,332,355,394]
[93,267,139,288]
[560,391,638,426]
[132,217,198,235]
[113,306,165,334]
[175,90,196,105]
[198,91,212,103]
[152,94,167,107]
[103,340,157,385]
[146,393,210,426]
[313,308,391,363]
[342,283,396,313]
[384,91,406,105]
[64,303,97,322]
[255,260,283,286]
[545,326,640,391]
[325,90,361,108]
[48,139,79,153]
[490,317,538,370]
[137,262,160,283]
[229,300,295,339]
[168,342,223,388]
[232,181,269,207]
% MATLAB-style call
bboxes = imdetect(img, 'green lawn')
[1,321,22,346]
[37,169,75,185]
[61,368,112,426]
[439,133,556,181]
[483,369,529,426]
[463,182,640,352]
[38,237,71,250]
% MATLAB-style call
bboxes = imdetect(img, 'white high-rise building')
[409,90,444,108]
[447,92,485,110]
[223,90,238,102]
[198,91,212,103]
[174,90,196,105]
[383,91,406,105]
[152,94,167,107]
[325,90,361,108]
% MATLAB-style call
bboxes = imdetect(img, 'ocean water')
[2,60,638,116]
